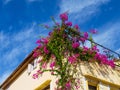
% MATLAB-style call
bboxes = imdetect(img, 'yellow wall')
[6,60,120,90]
[79,61,120,86]
[7,66,56,90]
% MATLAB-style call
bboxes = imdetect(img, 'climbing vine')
[32,12,115,90]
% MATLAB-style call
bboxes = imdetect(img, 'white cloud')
[0,32,10,51]
[3,0,12,5]
[27,0,42,3]
[93,22,120,53]
[0,22,50,83]
[0,23,46,66]
[116,48,120,53]
[59,0,110,23]
[0,71,11,84]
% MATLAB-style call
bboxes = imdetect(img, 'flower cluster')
[32,12,116,90]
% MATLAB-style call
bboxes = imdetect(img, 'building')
[0,51,120,90]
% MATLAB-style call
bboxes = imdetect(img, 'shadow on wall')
[78,61,120,84]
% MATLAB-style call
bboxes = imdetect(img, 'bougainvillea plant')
[32,12,115,90]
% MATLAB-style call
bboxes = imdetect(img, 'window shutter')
[82,77,87,90]
[34,59,37,69]
[50,80,53,90]
[27,64,33,74]
[107,85,110,90]
[98,82,110,90]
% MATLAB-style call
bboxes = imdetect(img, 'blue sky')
[0,0,120,84]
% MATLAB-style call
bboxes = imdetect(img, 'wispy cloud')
[116,48,120,53]
[0,14,54,82]
[27,0,42,3]
[3,0,12,5]
[94,21,120,53]
[0,22,49,83]
[59,0,110,23]
[0,70,11,84]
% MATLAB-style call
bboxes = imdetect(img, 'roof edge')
[0,51,34,89]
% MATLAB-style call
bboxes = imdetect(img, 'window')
[88,85,97,90]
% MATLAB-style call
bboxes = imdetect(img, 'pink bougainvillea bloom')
[36,39,41,44]
[51,54,55,58]
[43,46,49,54]
[48,31,52,36]
[50,61,56,69]
[42,38,49,44]
[51,71,54,75]
[83,46,89,52]
[108,60,115,68]
[75,85,80,90]
[79,37,86,42]
[42,62,47,69]
[66,22,72,26]
[33,51,41,58]
[72,42,80,49]
[74,24,79,30]
[60,12,68,21]
[32,73,38,79]
[90,29,97,34]
[68,54,79,64]
[94,53,101,60]
[74,53,80,57]
[37,70,43,74]
[84,32,88,39]
[68,55,77,64]
[55,79,59,84]
[65,82,71,89]
[92,45,99,52]
[37,45,42,49]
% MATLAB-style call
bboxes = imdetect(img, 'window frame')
[34,80,51,90]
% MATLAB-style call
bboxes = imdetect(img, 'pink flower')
[94,53,101,60]
[37,70,43,74]
[33,51,41,58]
[84,32,88,39]
[72,42,80,49]
[83,46,89,52]
[68,56,75,64]
[43,46,49,54]
[91,45,99,52]
[55,79,59,84]
[42,38,49,44]
[60,12,68,21]
[68,54,79,64]
[32,73,38,79]
[108,60,115,68]
[51,54,55,58]
[42,62,47,69]
[65,82,71,89]
[75,85,80,90]
[90,29,97,34]
[36,39,41,44]
[37,45,42,49]
[66,22,72,26]
[79,37,86,42]
[50,61,55,69]
[48,31,52,36]
[74,25,79,30]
